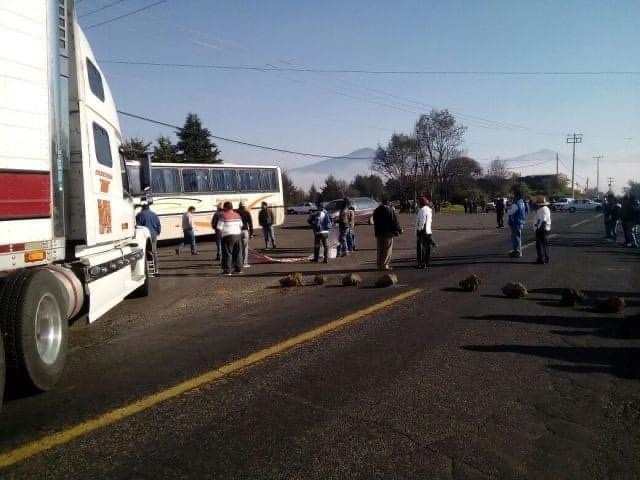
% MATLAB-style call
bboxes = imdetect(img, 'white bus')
[126,161,285,240]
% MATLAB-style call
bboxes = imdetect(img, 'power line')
[98,61,640,76]
[79,0,128,18]
[117,110,374,160]
[84,0,170,30]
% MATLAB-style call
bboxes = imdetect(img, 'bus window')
[260,169,278,192]
[239,169,260,192]
[211,168,238,192]
[152,167,181,194]
[182,168,210,192]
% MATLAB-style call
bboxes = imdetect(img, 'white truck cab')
[0,0,151,405]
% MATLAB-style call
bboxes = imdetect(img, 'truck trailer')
[0,0,151,408]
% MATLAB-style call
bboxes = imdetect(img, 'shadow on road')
[462,344,640,379]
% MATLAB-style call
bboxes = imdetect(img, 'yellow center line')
[571,213,603,229]
[0,288,422,469]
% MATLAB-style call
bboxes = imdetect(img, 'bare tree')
[371,134,419,202]
[486,158,509,180]
[415,109,466,200]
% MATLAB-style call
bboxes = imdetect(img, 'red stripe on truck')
[0,171,51,220]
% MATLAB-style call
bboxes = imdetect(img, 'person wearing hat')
[236,201,254,267]
[415,196,433,269]
[533,196,551,264]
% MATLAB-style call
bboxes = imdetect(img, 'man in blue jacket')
[507,190,527,258]
[135,200,161,275]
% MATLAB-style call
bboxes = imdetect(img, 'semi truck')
[0,0,151,408]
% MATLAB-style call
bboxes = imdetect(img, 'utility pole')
[593,155,602,195]
[556,153,559,177]
[566,133,583,198]
[607,177,615,190]
[586,177,589,192]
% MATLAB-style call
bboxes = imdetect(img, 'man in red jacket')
[216,202,244,275]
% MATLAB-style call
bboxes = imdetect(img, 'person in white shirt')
[533,196,551,264]
[175,206,198,255]
[415,196,433,269]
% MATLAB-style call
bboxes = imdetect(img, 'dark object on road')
[342,273,362,286]
[313,275,328,286]
[375,274,398,288]
[502,282,528,298]
[560,288,586,306]
[279,273,304,288]
[459,274,481,292]
[594,296,626,313]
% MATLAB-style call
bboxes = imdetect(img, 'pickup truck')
[287,202,317,214]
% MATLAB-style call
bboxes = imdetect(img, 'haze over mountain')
[287,148,376,190]
[287,147,638,193]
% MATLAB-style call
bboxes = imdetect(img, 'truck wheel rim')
[35,294,63,366]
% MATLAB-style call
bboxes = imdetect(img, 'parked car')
[561,199,603,213]
[551,197,573,212]
[287,202,317,214]
[325,197,379,224]
[484,201,496,212]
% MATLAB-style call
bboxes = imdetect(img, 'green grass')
[440,204,466,214]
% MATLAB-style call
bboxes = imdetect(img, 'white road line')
[571,213,603,228]
[504,234,557,254]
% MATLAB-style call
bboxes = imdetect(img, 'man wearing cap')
[507,189,527,258]
[533,196,551,264]
[236,201,254,267]
[135,199,161,275]
[415,196,433,269]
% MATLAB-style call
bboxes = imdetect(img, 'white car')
[287,202,317,214]
[561,199,603,213]
[551,197,573,212]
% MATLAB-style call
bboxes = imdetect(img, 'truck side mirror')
[141,153,152,191]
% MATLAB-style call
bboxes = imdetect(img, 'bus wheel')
[0,269,69,392]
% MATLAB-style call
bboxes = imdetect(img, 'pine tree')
[121,137,150,160]
[153,135,178,163]
[176,113,222,163]
[308,184,319,202]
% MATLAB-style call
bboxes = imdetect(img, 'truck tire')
[0,269,69,392]
[0,326,5,412]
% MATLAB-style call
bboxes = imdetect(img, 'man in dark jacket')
[621,194,640,247]
[211,203,223,261]
[373,199,403,271]
[135,201,161,275]
[258,202,276,249]
[495,197,505,228]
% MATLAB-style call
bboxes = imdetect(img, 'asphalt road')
[1,211,639,479]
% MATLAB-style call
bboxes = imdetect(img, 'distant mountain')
[287,148,376,189]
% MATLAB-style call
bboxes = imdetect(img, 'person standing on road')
[533,196,551,264]
[495,197,506,228]
[176,206,198,255]
[236,201,254,268]
[308,203,333,263]
[609,198,622,243]
[621,194,639,247]
[348,203,357,251]
[216,201,243,275]
[211,203,224,261]
[463,198,469,214]
[338,198,355,257]
[136,199,161,274]
[373,199,403,271]
[507,190,526,258]
[603,193,614,240]
[415,196,433,269]
[258,202,277,250]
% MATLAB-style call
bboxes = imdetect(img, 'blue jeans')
[349,230,356,251]
[262,226,275,247]
[609,219,619,242]
[179,228,196,253]
[338,227,351,255]
[510,224,523,256]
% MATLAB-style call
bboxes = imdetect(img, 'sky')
[79,0,639,192]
